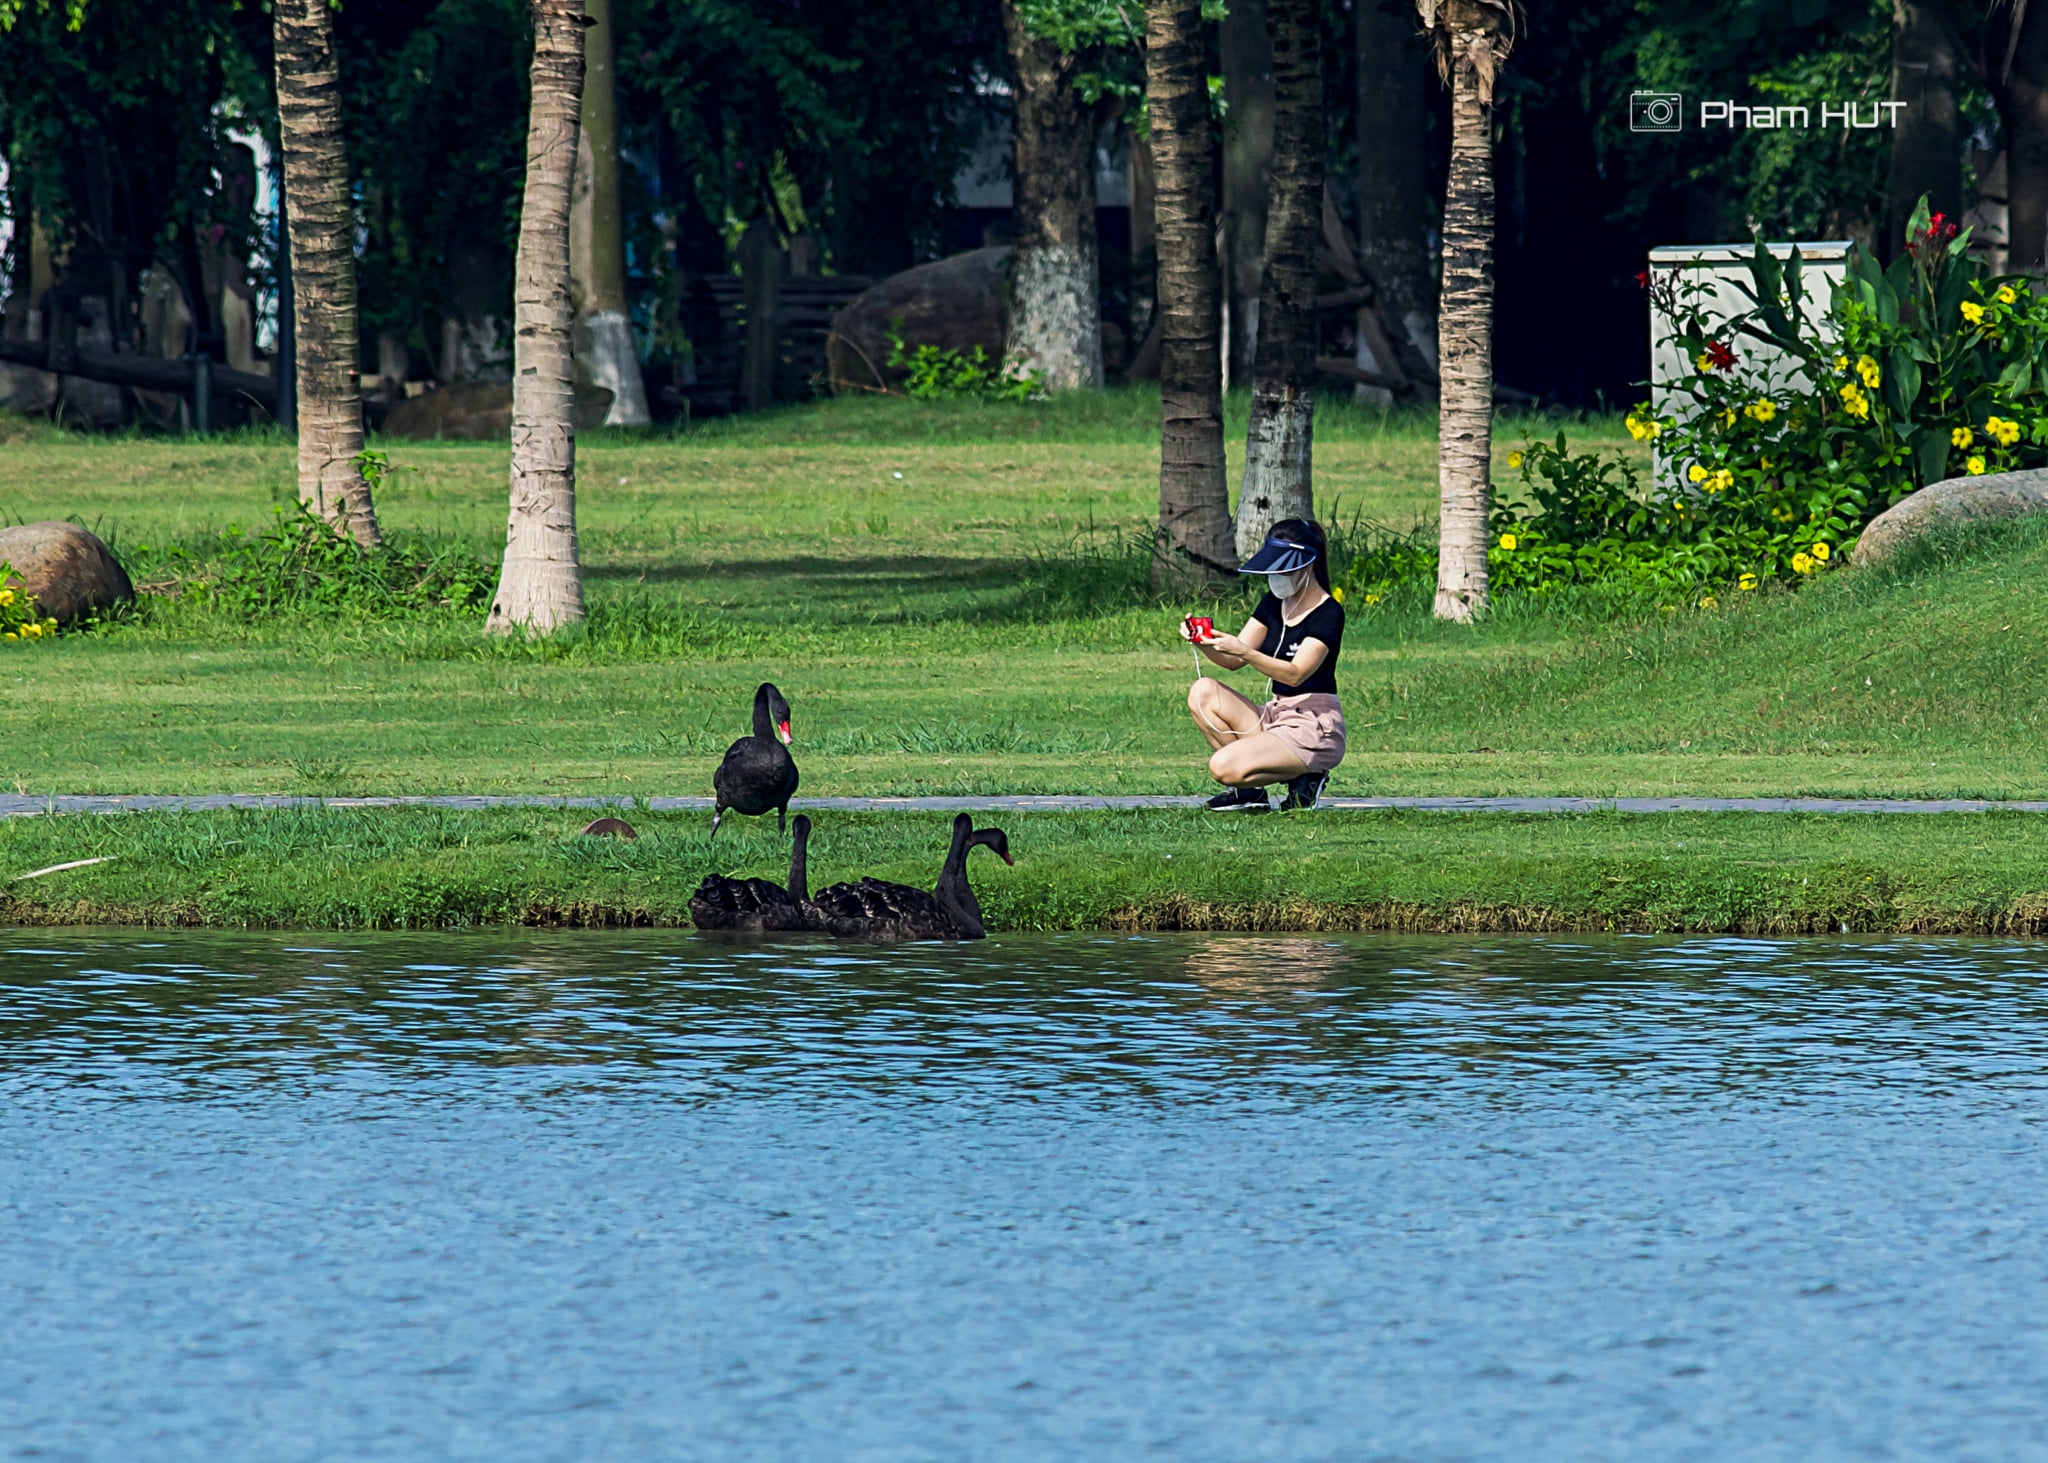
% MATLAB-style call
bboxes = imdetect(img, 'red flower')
[1635,269,1651,291]
[1703,339,1736,371]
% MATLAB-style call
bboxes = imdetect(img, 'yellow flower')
[1961,300,1987,326]
[1953,426,1974,449]
[1834,354,1849,372]
[1987,415,2021,446]
[1744,399,1777,423]
[1708,469,1735,492]
[1812,541,1831,562]
[1839,384,1871,419]
[1688,463,1708,484]
[2,632,15,642]
[1696,352,1714,372]
[1792,552,1814,574]
[1362,592,1381,606]
[1857,355,1882,389]
[1738,572,1759,591]
[0,589,13,606]
[1998,285,2018,305]
[1507,451,1524,469]
[1720,408,1737,428]
[1624,413,1662,442]
[1498,533,1519,551]
[1331,585,1346,603]
[1967,455,1987,475]
[1697,595,1719,610]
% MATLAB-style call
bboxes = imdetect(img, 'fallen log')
[0,338,277,410]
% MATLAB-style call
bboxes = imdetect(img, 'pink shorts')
[1257,693,1347,773]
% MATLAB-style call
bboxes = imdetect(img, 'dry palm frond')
[1416,0,1520,105]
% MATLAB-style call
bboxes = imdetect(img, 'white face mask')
[1268,569,1308,599]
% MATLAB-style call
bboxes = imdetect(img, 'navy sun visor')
[1237,534,1317,576]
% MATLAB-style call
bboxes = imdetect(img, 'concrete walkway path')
[5,793,2046,817]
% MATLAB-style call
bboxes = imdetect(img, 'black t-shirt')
[1250,592,1343,697]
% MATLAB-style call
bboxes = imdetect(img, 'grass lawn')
[4,389,2048,803]
[6,803,2048,934]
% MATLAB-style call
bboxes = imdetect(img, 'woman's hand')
[1203,630,1251,659]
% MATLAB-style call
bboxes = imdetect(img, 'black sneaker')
[1206,785,1271,812]
[1280,771,1329,811]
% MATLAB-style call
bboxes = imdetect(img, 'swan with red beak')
[711,682,800,836]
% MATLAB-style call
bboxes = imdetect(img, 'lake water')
[5,931,2048,1461]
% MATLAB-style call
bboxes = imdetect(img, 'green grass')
[6,804,2048,934]
[5,390,2048,801]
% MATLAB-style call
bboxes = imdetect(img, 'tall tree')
[1885,0,1963,260]
[1147,0,1235,588]
[1418,0,1512,622]
[1219,0,1274,386]
[1001,1,1103,390]
[1356,0,1439,376]
[1991,0,2048,274]
[570,0,651,424]
[274,0,381,546]
[486,0,585,634]
[1235,0,1321,557]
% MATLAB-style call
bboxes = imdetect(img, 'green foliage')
[122,503,496,621]
[0,560,59,641]
[884,325,1044,403]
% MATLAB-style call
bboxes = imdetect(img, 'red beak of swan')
[777,720,793,745]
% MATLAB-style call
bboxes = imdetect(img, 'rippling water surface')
[6,930,2048,1461]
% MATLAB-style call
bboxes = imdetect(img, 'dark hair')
[1269,517,1330,592]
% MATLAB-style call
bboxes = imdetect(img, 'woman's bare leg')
[1209,731,1313,788]
[1188,678,1262,753]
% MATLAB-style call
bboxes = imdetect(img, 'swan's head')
[970,827,1013,865]
[761,683,794,743]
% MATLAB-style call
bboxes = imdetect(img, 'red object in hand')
[1185,615,1215,642]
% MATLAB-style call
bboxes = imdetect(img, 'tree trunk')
[1220,0,1276,387]
[1359,0,1439,376]
[1885,0,1962,261]
[272,0,380,546]
[1423,0,1511,622]
[487,0,586,635]
[1147,0,1236,588]
[569,0,651,425]
[1993,0,2048,275]
[1001,2,1103,391]
[1236,0,1322,558]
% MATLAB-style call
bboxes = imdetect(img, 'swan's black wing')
[690,873,812,932]
[810,877,959,940]
[713,737,800,817]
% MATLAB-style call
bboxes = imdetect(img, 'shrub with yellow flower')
[1738,572,1759,591]
[1856,355,1882,389]
[1986,415,2021,447]
[1705,469,1734,492]
[1506,451,1523,469]
[1811,541,1831,562]
[1998,285,2018,305]
[1743,399,1777,423]
[1953,425,1975,448]
[1961,300,1987,326]
[1967,455,1987,474]
[0,563,55,645]
[1839,383,1871,419]
[1792,552,1814,574]
[1498,533,1518,551]
[1624,412,1662,441]
[1687,463,1708,484]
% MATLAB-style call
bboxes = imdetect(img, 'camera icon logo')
[1631,91,1684,133]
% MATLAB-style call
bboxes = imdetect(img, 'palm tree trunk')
[1992,0,2048,274]
[1357,0,1438,376]
[569,0,651,425]
[487,0,586,635]
[272,0,380,547]
[1885,0,1962,263]
[1001,2,1103,391]
[1219,0,1275,387]
[1422,0,1512,622]
[1147,0,1235,589]
[1236,0,1322,559]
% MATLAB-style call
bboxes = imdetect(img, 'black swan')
[712,682,799,836]
[810,813,1012,941]
[690,814,816,932]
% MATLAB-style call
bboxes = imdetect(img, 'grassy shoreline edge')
[5,806,2047,936]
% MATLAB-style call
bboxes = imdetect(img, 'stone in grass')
[0,521,133,622]
[1853,467,2048,567]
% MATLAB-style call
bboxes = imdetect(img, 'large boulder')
[381,380,617,440]
[1853,468,2048,567]
[828,246,1010,393]
[0,521,133,622]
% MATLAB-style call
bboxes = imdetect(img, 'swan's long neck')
[752,686,774,740]
[934,818,984,936]
[788,821,810,902]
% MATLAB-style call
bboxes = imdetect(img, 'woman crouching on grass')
[1179,518,1346,812]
